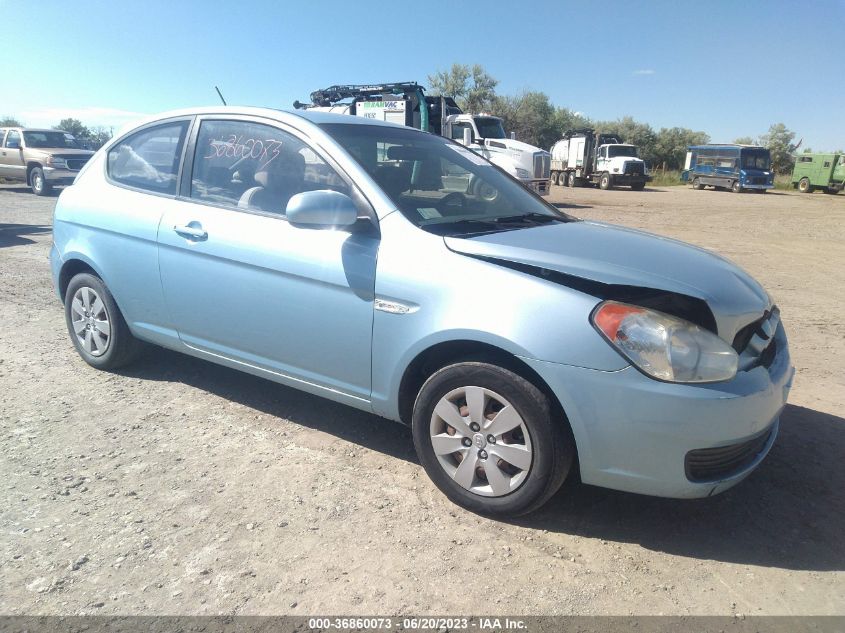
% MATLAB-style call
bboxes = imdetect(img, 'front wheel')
[64,273,141,370]
[599,172,612,190]
[692,177,703,190]
[797,177,812,193]
[30,167,52,196]
[412,362,573,516]
[567,172,576,188]
[732,180,743,193]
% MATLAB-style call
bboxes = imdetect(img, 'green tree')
[88,126,113,149]
[54,118,91,140]
[491,91,558,148]
[1,116,22,126]
[759,123,799,175]
[733,136,755,145]
[552,107,592,138]
[653,127,711,170]
[428,63,498,113]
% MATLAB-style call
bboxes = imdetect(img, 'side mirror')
[462,127,473,146]
[286,190,358,228]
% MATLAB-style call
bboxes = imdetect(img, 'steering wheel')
[438,192,467,216]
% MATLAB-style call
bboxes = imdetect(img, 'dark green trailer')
[791,153,845,194]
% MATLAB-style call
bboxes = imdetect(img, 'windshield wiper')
[491,212,569,224]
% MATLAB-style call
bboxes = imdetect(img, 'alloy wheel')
[70,286,111,356]
[429,386,533,497]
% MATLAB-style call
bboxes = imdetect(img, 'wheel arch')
[396,339,578,457]
[26,161,43,185]
[58,256,104,303]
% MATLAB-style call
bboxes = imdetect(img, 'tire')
[567,172,576,188]
[798,177,812,193]
[64,273,141,370]
[599,172,612,190]
[550,172,558,186]
[824,187,840,195]
[30,167,52,196]
[692,177,703,190]
[630,182,645,191]
[731,180,742,193]
[412,362,573,517]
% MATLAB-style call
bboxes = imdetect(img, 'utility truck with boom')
[294,82,550,196]
[550,130,649,190]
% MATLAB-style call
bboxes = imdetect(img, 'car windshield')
[608,145,638,158]
[473,117,507,139]
[741,151,770,170]
[23,131,82,149]
[321,123,574,236]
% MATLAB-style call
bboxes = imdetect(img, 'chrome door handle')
[173,224,207,240]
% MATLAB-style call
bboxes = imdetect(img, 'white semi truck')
[550,130,649,190]
[294,82,550,196]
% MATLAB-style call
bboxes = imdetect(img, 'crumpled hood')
[444,220,771,341]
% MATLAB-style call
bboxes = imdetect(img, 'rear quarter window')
[107,121,189,195]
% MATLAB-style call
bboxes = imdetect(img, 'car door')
[0,130,26,180]
[157,116,378,404]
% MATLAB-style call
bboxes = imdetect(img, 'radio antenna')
[215,86,227,106]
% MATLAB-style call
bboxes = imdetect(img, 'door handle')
[173,224,207,240]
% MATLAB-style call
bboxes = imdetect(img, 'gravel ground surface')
[1,183,843,616]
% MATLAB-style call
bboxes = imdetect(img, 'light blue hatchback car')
[51,107,794,516]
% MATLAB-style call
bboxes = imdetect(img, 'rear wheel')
[798,177,812,193]
[692,177,703,190]
[630,182,645,191]
[599,172,612,190]
[550,172,559,186]
[824,187,840,194]
[30,167,52,196]
[412,362,573,516]
[64,273,141,370]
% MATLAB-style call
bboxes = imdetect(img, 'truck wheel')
[692,177,703,190]
[731,180,743,193]
[630,182,645,191]
[551,172,559,186]
[567,173,576,188]
[599,173,612,190]
[30,167,52,196]
[798,177,812,193]
[824,187,839,194]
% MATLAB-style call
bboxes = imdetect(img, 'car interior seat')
[238,150,306,214]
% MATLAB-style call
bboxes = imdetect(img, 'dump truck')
[550,130,649,190]
[791,153,845,194]
[294,82,550,196]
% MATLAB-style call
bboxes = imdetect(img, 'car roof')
[124,105,415,131]
[1,127,72,133]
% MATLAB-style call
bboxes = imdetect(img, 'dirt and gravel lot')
[1,183,843,616]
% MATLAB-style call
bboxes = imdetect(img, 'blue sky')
[4,0,844,150]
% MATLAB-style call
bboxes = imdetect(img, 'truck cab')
[595,144,647,189]
[444,114,550,197]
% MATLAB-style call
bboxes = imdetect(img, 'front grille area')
[66,158,90,171]
[685,428,773,482]
[623,162,644,176]
[534,153,550,179]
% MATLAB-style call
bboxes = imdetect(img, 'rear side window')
[107,121,188,195]
[189,119,348,214]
